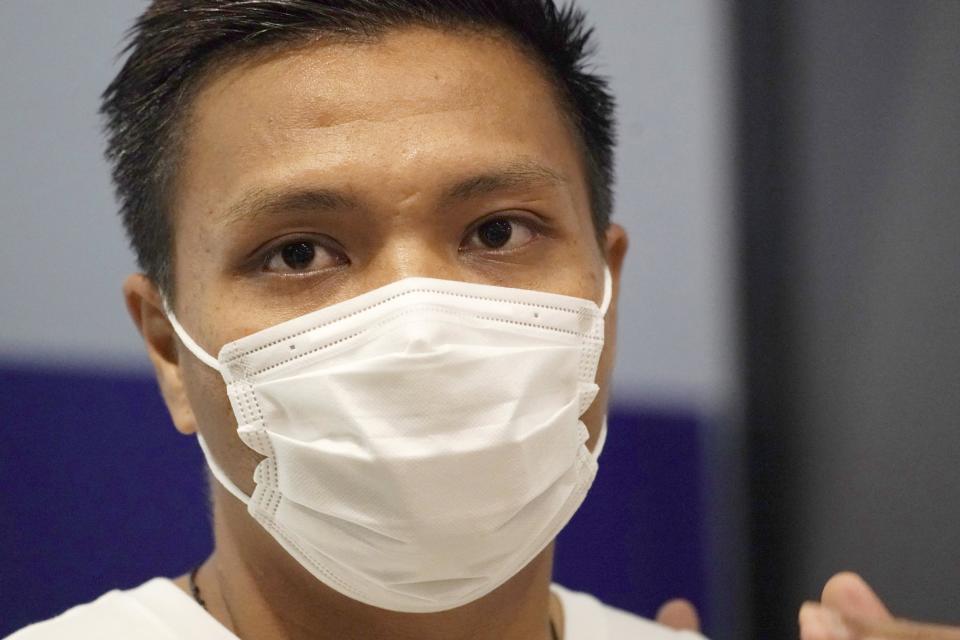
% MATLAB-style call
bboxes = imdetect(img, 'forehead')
[188,26,567,131]
[174,27,585,215]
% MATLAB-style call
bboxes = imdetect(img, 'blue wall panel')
[0,363,705,636]
[554,408,707,623]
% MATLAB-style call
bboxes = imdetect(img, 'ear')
[123,274,198,435]
[604,223,629,306]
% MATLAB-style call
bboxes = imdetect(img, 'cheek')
[182,362,263,493]
[182,364,231,425]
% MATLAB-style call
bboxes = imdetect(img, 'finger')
[655,598,701,632]
[799,602,851,640]
[799,602,828,640]
[846,617,960,640]
[821,572,893,621]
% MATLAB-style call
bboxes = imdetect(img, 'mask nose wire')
[162,299,222,371]
[599,266,613,316]
[163,272,611,369]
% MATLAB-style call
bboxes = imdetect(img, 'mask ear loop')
[594,271,613,454]
[591,416,609,460]
[599,266,613,316]
[163,299,251,504]
[162,298,222,371]
[197,433,253,505]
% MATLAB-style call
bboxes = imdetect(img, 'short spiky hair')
[101,0,616,294]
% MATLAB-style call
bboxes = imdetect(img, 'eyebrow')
[223,187,359,227]
[442,160,568,202]
[222,160,567,224]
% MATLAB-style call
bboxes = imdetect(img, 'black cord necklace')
[189,565,559,639]
[189,564,207,610]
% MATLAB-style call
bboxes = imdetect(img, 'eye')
[263,239,345,275]
[462,217,537,252]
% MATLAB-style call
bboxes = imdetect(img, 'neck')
[194,486,559,640]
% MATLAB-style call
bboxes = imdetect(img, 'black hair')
[101,0,616,294]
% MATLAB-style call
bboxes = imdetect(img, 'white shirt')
[7,579,705,639]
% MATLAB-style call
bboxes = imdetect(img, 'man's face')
[156,27,625,493]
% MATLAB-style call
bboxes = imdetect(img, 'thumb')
[656,598,701,632]
[821,572,893,621]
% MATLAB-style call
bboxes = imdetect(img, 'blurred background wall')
[0,1,742,637]
[739,0,960,636]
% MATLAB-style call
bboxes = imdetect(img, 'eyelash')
[258,235,347,276]
[460,214,545,252]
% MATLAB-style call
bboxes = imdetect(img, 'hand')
[799,572,960,639]
[656,598,701,633]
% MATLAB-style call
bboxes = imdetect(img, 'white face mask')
[166,271,611,613]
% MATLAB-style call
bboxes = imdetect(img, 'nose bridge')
[353,138,468,287]
[367,233,452,355]
[368,233,460,287]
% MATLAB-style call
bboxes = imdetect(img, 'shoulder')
[551,583,707,640]
[5,578,237,640]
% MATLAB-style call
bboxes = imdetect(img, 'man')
[8,1,704,638]
[7,2,956,639]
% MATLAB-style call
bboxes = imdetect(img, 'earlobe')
[122,274,199,436]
